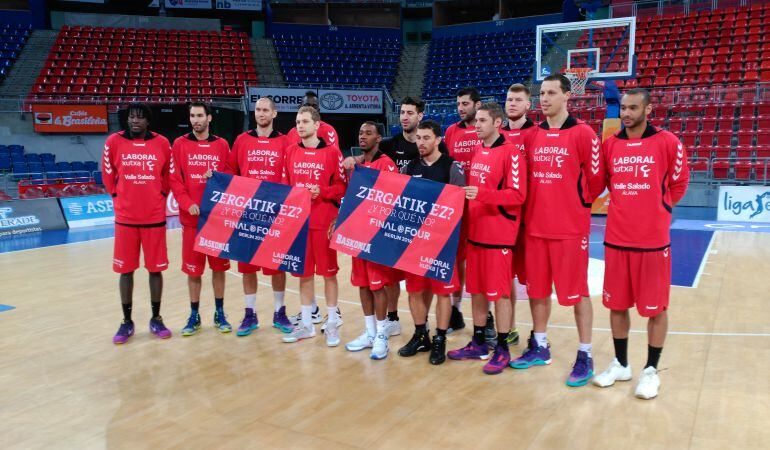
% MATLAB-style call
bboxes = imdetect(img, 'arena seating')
[0,144,100,194]
[30,25,256,104]
[0,23,31,82]
[423,29,535,100]
[273,33,400,88]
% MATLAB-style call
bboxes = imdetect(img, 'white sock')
[534,332,547,348]
[244,294,256,311]
[579,342,592,358]
[364,315,376,337]
[311,297,318,310]
[451,295,461,308]
[376,319,387,336]
[327,306,338,324]
[301,305,313,329]
[273,291,285,312]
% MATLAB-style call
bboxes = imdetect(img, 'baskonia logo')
[0,207,41,229]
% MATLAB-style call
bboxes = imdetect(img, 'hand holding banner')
[194,172,311,275]
[331,167,464,282]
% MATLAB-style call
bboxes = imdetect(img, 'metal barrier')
[710,157,769,185]
[610,0,766,19]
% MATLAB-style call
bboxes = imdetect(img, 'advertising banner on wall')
[247,87,384,115]
[59,194,114,228]
[164,0,211,9]
[0,199,68,237]
[717,185,770,222]
[215,0,261,11]
[318,89,383,114]
[247,87,308,112]
[32,104,108,133]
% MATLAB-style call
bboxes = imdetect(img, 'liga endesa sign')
[32,104,108,133]
[194,172,311,275]
[331,167,465,283]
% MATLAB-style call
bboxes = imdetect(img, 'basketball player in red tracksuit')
[510,74,605,389]
[344,121,400,361]
[592,88,689,400]
[282,106,347,347]
[223,97,293,337]
[104,103,173,344]
[499,82,538,347]
[447,103,527,375]
[285,90,339,148]
[169,102,232,337]
[443,87,489,336]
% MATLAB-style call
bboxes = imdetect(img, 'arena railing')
[610,0,767,19]
[0,95,248,114]
[710,157,770,185]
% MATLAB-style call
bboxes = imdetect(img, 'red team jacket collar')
[184,132,218,142]
[538,115,579,130]
[120,130,156,141]
[247,129,282,139]
[616,123,660,140]
[502,117,535,131]
[299,138,328,149]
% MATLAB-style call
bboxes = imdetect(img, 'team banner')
[318,89,383,114]
[32,104,108,133]
[331,167,464,283]
[215,0,261,11]
[194,172,311,274]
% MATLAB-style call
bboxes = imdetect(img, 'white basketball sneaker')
[345,329,374,352]
[370,332,389,360]
[635,366,661,399]
[592,358,633,387]
[282,325,316,343]
[383,319,401,337]
[325,319,340,347]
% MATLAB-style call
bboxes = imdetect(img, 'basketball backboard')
[535,16,637,82]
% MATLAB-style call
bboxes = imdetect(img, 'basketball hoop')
[564,68,595,95]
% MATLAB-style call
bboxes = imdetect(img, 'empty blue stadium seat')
[71,161,86,171]
[83,161,98,172]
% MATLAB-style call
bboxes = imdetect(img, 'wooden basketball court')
[0,228,768,449]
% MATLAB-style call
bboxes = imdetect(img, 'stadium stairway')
[0,30,57,97]
[391,42,429,102]
[251,38,285,87]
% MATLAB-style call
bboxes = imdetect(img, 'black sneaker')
[484,311,496,348]
[398,331,431,357]
[429,335,447,365]
[507,328,520,346]
[448,305,465,333]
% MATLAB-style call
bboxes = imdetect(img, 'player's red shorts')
[237,262,283,276]
[351,257,397,291]
[512,227,527,284]
[525,234,589,306]
[113,223,168,273]
[294,229,339,278]
[405,267,460,296]
[466,244,513,301]
[181,226,230,276]
[602,246,671,317]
